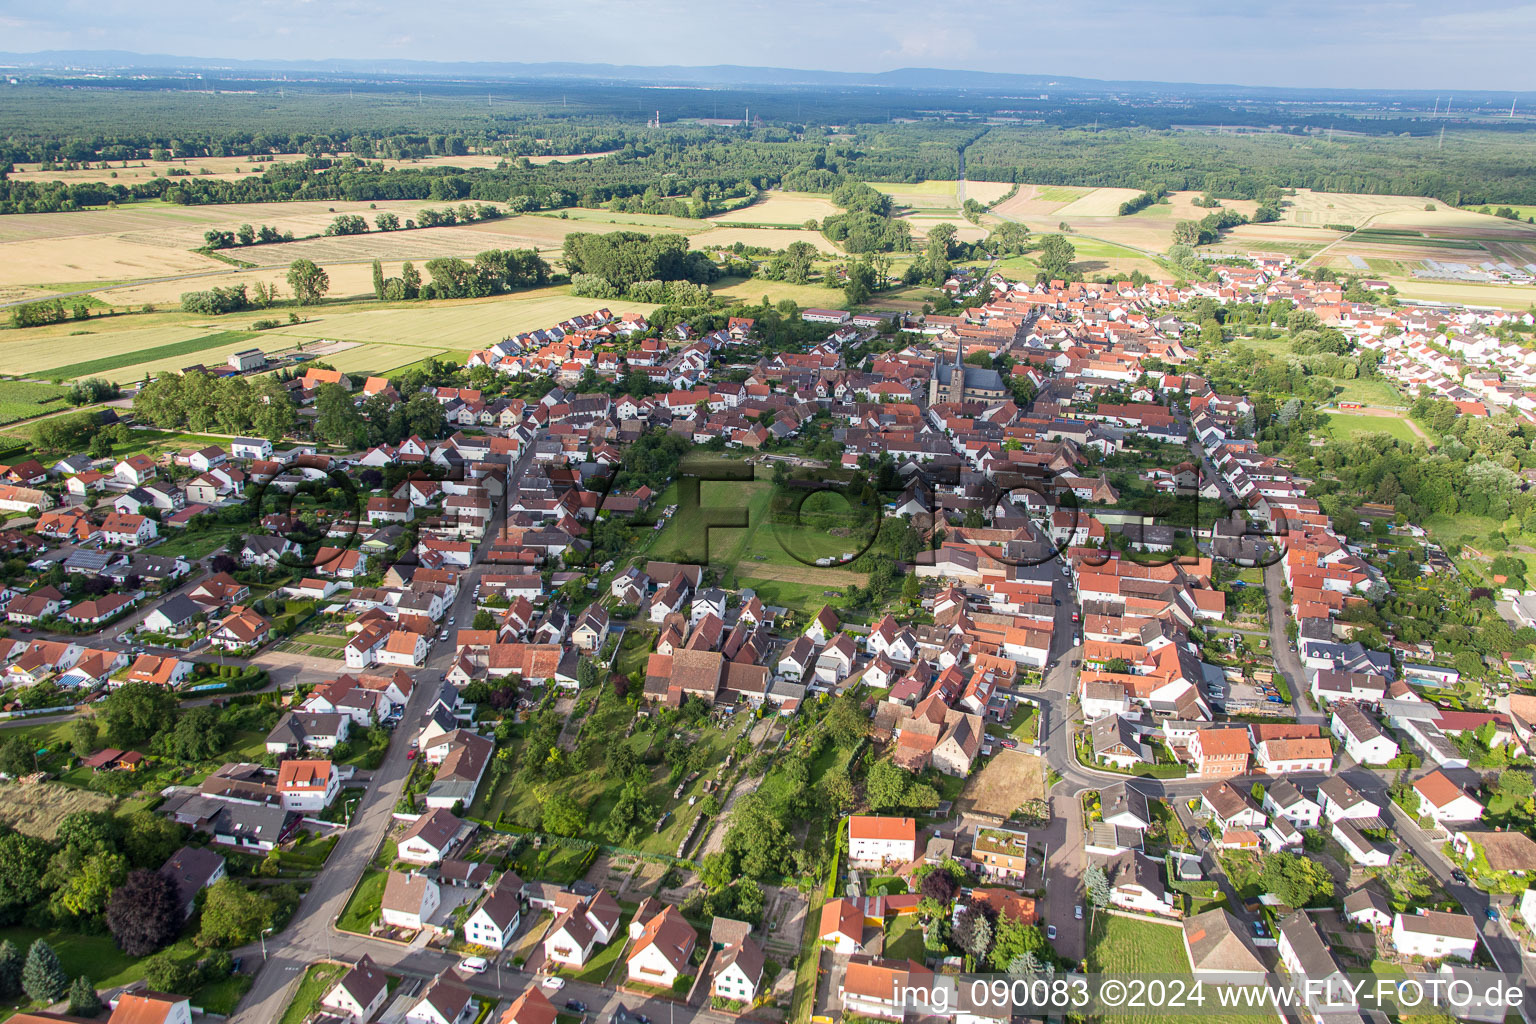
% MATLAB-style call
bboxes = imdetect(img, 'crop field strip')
[36,329,261,380]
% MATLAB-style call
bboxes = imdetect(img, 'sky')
[1,0,1533,91]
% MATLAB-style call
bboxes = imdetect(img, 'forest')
[7,81,1536,213]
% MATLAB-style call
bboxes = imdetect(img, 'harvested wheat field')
[711,192,838,226]
[94,261,406,307]
[6,155,275,186]
[0,199,483,247]
[899,213,987,243]
[957,749,1043,819]
[0,235,224,287]
[0,782,117,839]
[963,181,1017,204]
[258,290,658,349]
[1052,187,1148,219]
[1277,188,1432,227]
[989,184,1086,223]
[690,227,839,254]
[228,226,512,267]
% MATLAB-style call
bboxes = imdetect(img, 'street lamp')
[260,926,273,962]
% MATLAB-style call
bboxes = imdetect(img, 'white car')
[541,976,566,991]
[458,957,489,974]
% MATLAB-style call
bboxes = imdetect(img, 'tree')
[98,682,176,748]
[0,736,34,777]
[66,976,101,1017]
[1085,863,1111,908]
[0,830,50,923]
[0,940,20,999]
[953,905,993,962]
[142,950,200,994]
[198,879,274,948]
[55,810,121,854]
[865,758,915,811]
[371,259,386,300]
[1007,950,1041,978]
[919,868,957,904]
[22,939,66,1005]
[824,693,867,747]
[472,610,496,631]
[1260,852,1333,907]
[120,810,186,870]
[286,259,330,305]
[1037,235,1076,280]
[541,792,586,837]
[107,869,186,956]
[50,849,126,918]
[1496,769,1534,801]
[314,383,366,448]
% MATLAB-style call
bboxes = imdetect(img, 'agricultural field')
[898,212,987,243]
[0,380,73,425]
[710,191,839,226]
[962,180,1016,204]
[93,260,404,307]
[0,321,216,376]
[1391,278,1536,309]
[690,226,840,254]
[1053,187,1149,219]
[1275,188,1431,228]
[37,329,261,382]
[0,234,224,288]
[317,341,450,378]
[866,179,962,206]
[219,224,520,267]
[255,289,658,350]
[711,277,848,309]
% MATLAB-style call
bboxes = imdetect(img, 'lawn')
[1086,915,1253,1024]
[884,914,926,961]
[194,972,254,1015]
[152,525,243,561]
[558,911,634,984]
[0,926,183,989]
[278,962,347,1024]
[37,330,260,381]
[337,869,386,934]
[0,381,73,426]
[1322,412,1420,444]
[1328,375,1405,407]
[710,277,847,309]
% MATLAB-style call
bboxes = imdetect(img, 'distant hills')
[0,50,1523,101]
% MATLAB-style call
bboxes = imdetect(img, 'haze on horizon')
[2,0,1532,92]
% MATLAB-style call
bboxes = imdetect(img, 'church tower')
[947,334,966,404]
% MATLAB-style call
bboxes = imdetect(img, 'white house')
[276,759,340,812]
[1262,779,1321,828]
[231,437,274,460]
[1392,910,1479,962]
[321,955,391,1023]
[405,975,475,1024]
[381,870,441,931]
[462,874,522,950]
[1414,770,1485,825]
[711,937,764,1006]
[1318,777,1379,822]
[397,809,462,865]
[543,890,622,969]
[1102,850,1176,916]
[1331,703,1398,765]
[847,815,917,869]
[625,904,697,990]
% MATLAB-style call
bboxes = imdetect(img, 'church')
[927,337,1009,405]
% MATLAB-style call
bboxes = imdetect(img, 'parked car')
[458,957,488,974]
[407,749,417,760]
[1486,907,1500,921]
[1074,905,1083,920]
[1046,925,1057,940]
[541,977,566,992]
[1252,920,1266,938]
[1197,826,1211,843]
[566,1001,588,1014]
[1451,869,1468,884]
